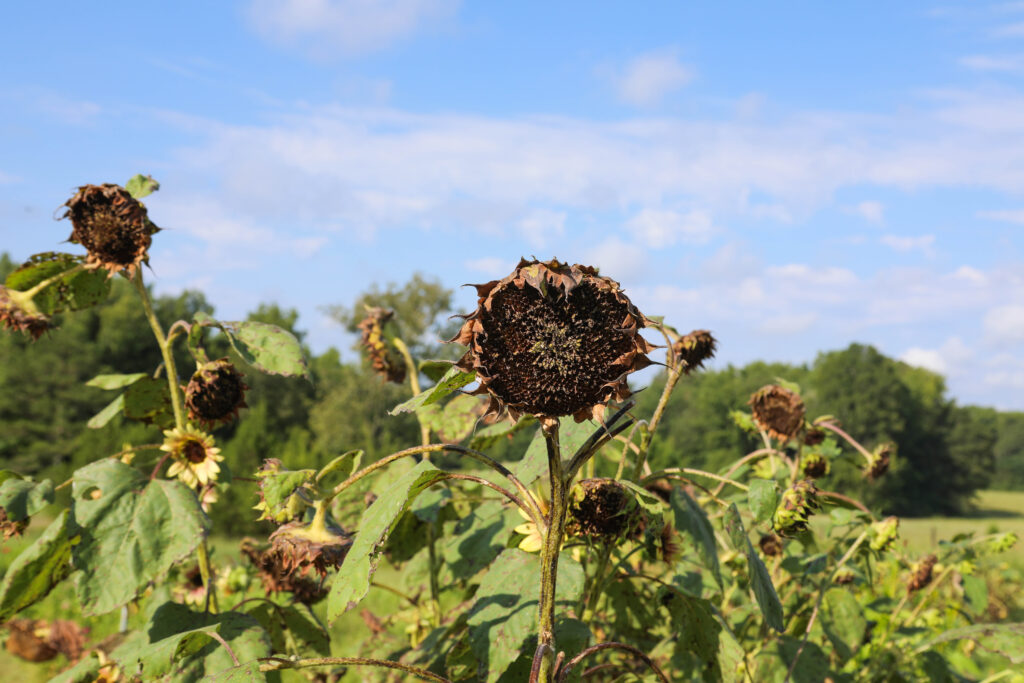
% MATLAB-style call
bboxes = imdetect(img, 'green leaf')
[327,459,446,622]
[962,574,988,615]
[220,320,310,378]
[916,622,1024,665]
[419,359,452,382]
[820,588,866,662]
[442,500,514,580]
[245,602,329,657]
[125,174,160,199]
[87,394,125,429]
[122,376,174,426]
[86,373,147,390]
[389,365,476,415]
[469,415,535,451]
[315,450,363,487]
[671,488,722,588]
[466,548,585,682]
[724,503,784,632]
[0,477,53,520]
[747,479,778,525]
[421,393,483,443]
[6,252,111,314]
[47,651,104,683]
[205,661,264,681]
[515,417,594,486]
[71,460,209,615]
[0,510,75,621]
[260,469,316,517]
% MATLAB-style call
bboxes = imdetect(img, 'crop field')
[898,490,1024,563]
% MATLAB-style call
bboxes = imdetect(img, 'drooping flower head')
[184,357,248,427]
[672,329,717,373]
[772,480,821,537]
[451,258,655,426]
[62,184,159,278]
[800,451,830,479]
[0,287,53,340]
[908,554,938,593]
[869,516,900,554]
[161,425,223,488]
[357,306,406,384]
[749,384,806,443]
[864,443,893,481]
[568,478,643,541]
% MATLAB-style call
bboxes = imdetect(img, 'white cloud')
[984,304,1024,345]
[901,347,947,374]
[879,234,935,253]
[626,208,717,247]
[960,54,1024,71]
[952,265,986,285]
[517,209,566,248]
[0,170,19,184]
[584,237,647,283]
[900,337,973,376]
[994,21,1024,37]
[979,208,1024,223]
[612,49,694,106]
[245,0,458,57]
[853,200,885,225]
[464,257,514,278]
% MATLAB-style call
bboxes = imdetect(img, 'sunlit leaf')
[0,510,74,621]
[125,173,160,199]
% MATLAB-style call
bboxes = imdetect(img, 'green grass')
[897,490,1024,563]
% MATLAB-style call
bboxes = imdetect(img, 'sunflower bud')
[749,384,806,443]
[0,287,53,340]
[184,357,248,427]
[864,443,893,481]
[869,516,900,553]
[800,452,830,479]
[450,258,654,426]
[672,329,717,373]
[772,480,820,537]
[758,533,783,557]
[61,183,159,278]
[908,554,937,593]
[357,306,406,384]
[568,478,643,541]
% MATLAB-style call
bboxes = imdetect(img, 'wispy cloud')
[979,208,1024,223]
[626,208,717,247]
[245,0,459,58]
[959,54,1024,71]
[879,234,935,254]
[610,49,695,106]
[851,200,885,225]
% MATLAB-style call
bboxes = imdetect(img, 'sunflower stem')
[132,270,186,429]
[535,424,568,683]
[631,366,682,480]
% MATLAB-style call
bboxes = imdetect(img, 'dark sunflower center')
[80,209,143,265]
[188,368,244,421]
[183,439,207,464]
[529,322,582,373]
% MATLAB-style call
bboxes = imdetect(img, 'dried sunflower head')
[772,480,820,537]
[0,506,27,540]
[864,443,893,481]
[240,539,328,604]
[268,520,352,580]
[61,184,159,278]
[869,516,900,554]
[908,554,938,593]
[161,425,223,488]
[451,258,655,427]
[568,478,642,541]
[800,451,830,479]
[357,306,406,384]
[672,329,717,373]
[184,357,248,427]
[749,384,806,443]
[758,533,783,557]
[0,287,53,340]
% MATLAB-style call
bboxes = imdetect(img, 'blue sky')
[3,1,1024,409]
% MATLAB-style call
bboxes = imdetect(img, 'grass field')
[898,490,1024,563]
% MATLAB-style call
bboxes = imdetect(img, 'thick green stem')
[132,271,186,428]
[535,426,568,683]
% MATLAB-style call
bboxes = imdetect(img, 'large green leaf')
[515,417,594,486]
[747,478,778,525]
[916,622,1024,665]
[327,459,446,622]
[724,503,784,632]
[421,393,484,443]
[466,548,585,683]
[220,320,310,378]
[245,601,329,657]
[0,510,75,621]
[671,488,723,589]
[820,588,866,662]
[5,252,111,314]
[442,500,515,580]
[469,415,535,451]
[122,376,173,426]
[661,590,743,682]
[0,477,53,520]
[71,460,209,615]
[87,394,125,429]
[389,365,476,415]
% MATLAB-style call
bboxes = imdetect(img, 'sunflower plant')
[1,178,1022,682]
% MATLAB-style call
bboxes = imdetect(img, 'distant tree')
[994,412,1024,490]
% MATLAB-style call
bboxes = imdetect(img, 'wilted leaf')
[0,510,74,621]
[219,320,310,378]
[724,504,784,632]
[71,460,209,615]
[917,622,1024,665]
[122,376,174,426]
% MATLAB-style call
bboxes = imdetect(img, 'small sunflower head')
[161,425,223,488]
[357,306,406,384]
[0,288,53,340]
[864,443,893,481]
[451,258,655,426]
[800,452,830,479]
[869,516,900,554]
[61,184,159,277]
[908,554,938,593]
[749,384,806,443]
[568,478,643,541]
[758,533,783,557]
[772,480,821,537]
[184,358,248,427]
[672,329,717,373]
[268,520,352,580]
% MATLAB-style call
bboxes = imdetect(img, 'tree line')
[2,253,1022,535]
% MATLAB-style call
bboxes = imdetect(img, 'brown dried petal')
[672,329,717,373]
[451,258,654,423]
[0,288,53,341]
[908,554,938,593]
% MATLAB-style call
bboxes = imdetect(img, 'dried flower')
[772,480,820,537]
[0,506,27,540]
[800,452,830,479]
[357,306,406,384]
[0,287,53,340]
[4,619,87,663]
[659,523,682,564]
[908,554,938,593]
[61,184,159,278]
[240,539,328,604]
[834,569,855,585]
[568,478,641,541]
[672,329,717,373]
[759,533,783,557]
[803,427,826,446]
[451,258,654,427]
[749,384,806,443]
[864,443,893,481]
[161,425,223,488]
[869,516,900,553]
[184,357,248,427]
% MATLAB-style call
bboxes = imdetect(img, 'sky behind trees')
[2,2,1024,408]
